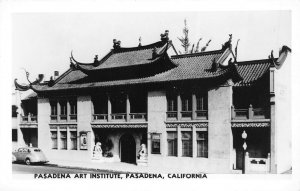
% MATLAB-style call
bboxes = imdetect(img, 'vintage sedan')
[12,147,48,165]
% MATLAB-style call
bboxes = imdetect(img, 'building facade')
[15,32,291,174]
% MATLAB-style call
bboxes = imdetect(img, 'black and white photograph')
[1,0,299,191]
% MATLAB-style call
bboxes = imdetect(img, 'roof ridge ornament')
[152,47,158,59]
[201,39,211,52]
[222,34,232,50]
[113,39,121,49]
[160,30,169,42]
[93,55,99,66]
[269,45,291,69]
[14,69,44,91]
[234,39,240,62]
[138,37,142,47]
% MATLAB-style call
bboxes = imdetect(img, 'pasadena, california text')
[34,173,207,179]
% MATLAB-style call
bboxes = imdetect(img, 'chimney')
[54,71,59,80]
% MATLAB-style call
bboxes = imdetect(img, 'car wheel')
[25,158,31,165]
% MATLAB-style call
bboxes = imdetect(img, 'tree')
[178,19,190,54]
[177,19,207,54]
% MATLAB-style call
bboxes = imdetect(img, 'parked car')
[12,154,16,162]
[12,147,48,165]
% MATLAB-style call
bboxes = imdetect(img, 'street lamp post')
[242,130,247,174]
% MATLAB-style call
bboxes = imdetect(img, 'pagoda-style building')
[15,31,291,174]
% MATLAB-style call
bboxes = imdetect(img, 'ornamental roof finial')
[222,34,233,50]
[138,36,142,47]
[113,39,121,49]
[160,30,169,42]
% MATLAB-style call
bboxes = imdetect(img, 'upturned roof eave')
[31,69,237,93]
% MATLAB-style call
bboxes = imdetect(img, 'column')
[177,125,182,157]
[57,101,60,121]
[177,93,181,121]
[126,94,130,122]
[270,98,276,173]
[67,127,71,150]
[57,128,61,150]
[270,67,276,173]
[161,131,167,157]
[67,101,70,121]
[91,98,94,121]
[107,94,111,122]
[192,125,197,158]
[192,93,197,120]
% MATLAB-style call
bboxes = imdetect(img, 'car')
[12,147,49,165]
[12,154,16,162]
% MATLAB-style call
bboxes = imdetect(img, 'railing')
[51,114,78,122]
[60,114,67,121]
[167,110,208,120]
[166,111,177,119]
[50,115,58,121]
[93,114,108,121]
[196,110,208,120]
[69,114,77,121]
[181,111,192,118]
[21,114,37,123]
[130,113,147,120]
[245,152,270,173]
[111,113,126,120]
[92,113,147,122]
[231,105,269,120]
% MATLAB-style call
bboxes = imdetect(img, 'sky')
[12,11,291,85]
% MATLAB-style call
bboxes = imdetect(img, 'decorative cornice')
[91,123,147,128]
[165,122,208,128]
[231,122,270,128]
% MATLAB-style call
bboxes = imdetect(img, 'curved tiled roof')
[75,41,171,71]
[32,49,235,92]
[235,59,271,86]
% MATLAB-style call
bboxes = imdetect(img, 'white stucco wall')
[146,87,233,173]
[208,84,233,173]
[37,98,51,155]
[274,54,292,173]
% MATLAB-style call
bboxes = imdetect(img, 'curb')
[46,163,148,174]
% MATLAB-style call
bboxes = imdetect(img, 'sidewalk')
[47,159,152,174]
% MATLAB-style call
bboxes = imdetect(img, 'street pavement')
[12,163,118,174]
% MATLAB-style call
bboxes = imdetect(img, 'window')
[197,132,208,158]
[182,132,192,157]
[167,96,177,112]
[60,131,67,150]
[50,101,57,121]
[69,100,77,121]
[167,132,177,156]
[12,129,18,142]
[70,131,77,150]
[181,94,192,118]
[167,94,177,119]
[59,101,67,120]
[151,133,161,154]
[181,95,192,112]
[12,105,18,117]
[51,131,58,149]
[196,93,208,110]
[196,92,208,119]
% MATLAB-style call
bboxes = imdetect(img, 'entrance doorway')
[119,134,136,164]
[21,128,38,147]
